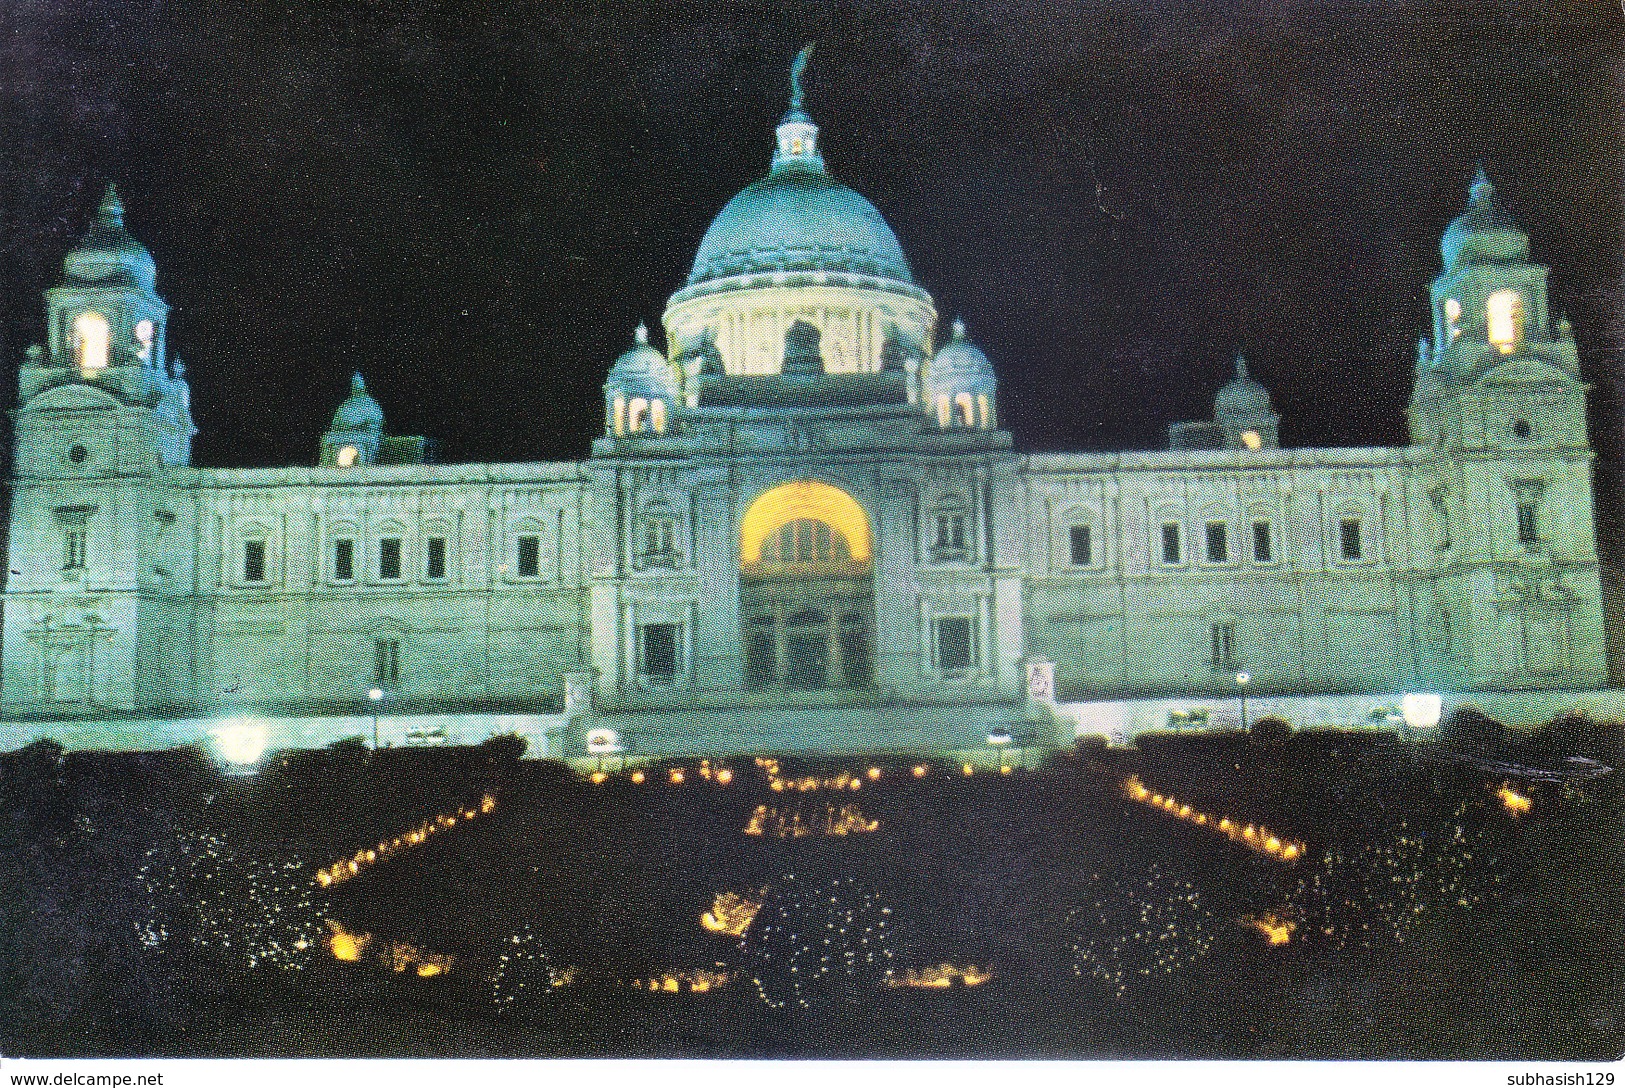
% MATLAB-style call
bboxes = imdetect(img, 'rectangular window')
[516,534,541,578]
[333,538,354,582]
[934,617,975,674]
[425,536,447,580]
[1517,503,1538,546]
[1210,622,1236,670]
[1339,517,1363,561]
[936,514,966,550]
[243,540,267,583]
[378,537,402,581]
[1069,525,1092,567]
[63,528,87,571]
[374,638,400,688]
[1252,520,1273,563]
[638,623,680,682]
[1161,523,1182,565]
[1205,522,1228,563]
[641,519,675,562]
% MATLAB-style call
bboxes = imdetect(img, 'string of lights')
[315,793,497,887]
[1122,775,1305,861]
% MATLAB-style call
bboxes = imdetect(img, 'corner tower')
[1408,168,1606,689]
[4,187,200,713]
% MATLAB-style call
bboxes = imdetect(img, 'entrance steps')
[582,698,1046,759]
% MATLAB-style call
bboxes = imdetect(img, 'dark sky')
[2,0,1620,482]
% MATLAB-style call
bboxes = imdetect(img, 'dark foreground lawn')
[1,720,1619,1060]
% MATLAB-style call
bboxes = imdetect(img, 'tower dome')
[62,185,158,290]
[1215,354,1273,419]
[606,324,677,398]
[330,371,384,433]
[926,319,998,429]
[604,325,676,436]
[1440,167,1529,271]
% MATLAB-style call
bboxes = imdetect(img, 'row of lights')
[885,964,994,989]
[1123,776,1305,862]
[315,793,497,887]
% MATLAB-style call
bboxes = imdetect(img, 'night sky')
[2,1,1620,491]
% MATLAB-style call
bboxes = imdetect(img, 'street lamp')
[987,727,1014,772]
[1235,672,1251,732]
[368,686,386,750]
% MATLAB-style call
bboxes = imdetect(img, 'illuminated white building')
[1,62,1611,756]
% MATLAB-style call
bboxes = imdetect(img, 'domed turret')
[321,372,384,467]
[62,185,158,290]
[1170,354,1280,451]
[1213,355,1278,450]
[1440,167,1529,271]
[604,325,676,436]
[1215,354,1273,419]
[330,371,384,433]
[926,319,998,429]
[663,46,937,392]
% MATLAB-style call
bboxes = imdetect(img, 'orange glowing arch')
[740,480,872,565]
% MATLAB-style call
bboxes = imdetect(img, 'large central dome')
[688,166,913,286]
[663,47,937,385]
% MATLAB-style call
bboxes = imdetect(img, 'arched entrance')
[739,481,874,690]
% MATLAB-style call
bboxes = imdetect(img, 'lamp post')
[987,727,1014,772]
[368,686,386,750]
[1235,672,1251,732]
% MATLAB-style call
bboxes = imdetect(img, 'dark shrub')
[1074,733,1110,761]
[1249,716,1293,745]
[481,732,528,763]
[1439,706,1506,754]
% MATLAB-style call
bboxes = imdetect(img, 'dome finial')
[97,183,124,224]
[789,43,814,112]
[1470,164,1494,204]
[951,317,967,341]
[350,371,367,394]
[634,322,648,345]
[1235,352,1249,379]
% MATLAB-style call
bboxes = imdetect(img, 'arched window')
[650,398,667,434]
[977,393,992,429]
[760,518,851,565]
[135,319,155,362]
[628,397,648,433]
[1486,290,1524,353]
[1444,298,1462,342]
[73,312,110,375]
[936,394,951,429]
[613,396,627,436]
[954,392,975,427]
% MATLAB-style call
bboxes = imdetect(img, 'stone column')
[825,606,844,687]
[773,600,789,683]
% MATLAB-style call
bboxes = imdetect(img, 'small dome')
[606,324,677,396]
[1441,168,1529,269]
[330,372,384,432]
[62,185,157,290]
[930,319,995,378]
[1215,355,1273,419]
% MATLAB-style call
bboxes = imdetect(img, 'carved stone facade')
[0,105,1610,755]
